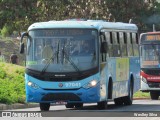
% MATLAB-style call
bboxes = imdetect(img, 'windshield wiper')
[62,42,80,73]
[40,51,58,75]
[41,41,60,75]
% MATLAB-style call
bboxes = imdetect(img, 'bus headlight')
[90,80,97,86]
[27,81,40,89]
[141,76,147,83]
[83,80,98,89]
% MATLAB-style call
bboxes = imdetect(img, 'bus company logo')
[2,112,11,117]
[58,83,63,87]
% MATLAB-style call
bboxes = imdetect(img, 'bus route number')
[65,83,81,88]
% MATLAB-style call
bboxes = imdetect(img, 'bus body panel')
[113,58,130,98]
[99,63,108,101]
[129,57,140,93]
[100,57,140,100]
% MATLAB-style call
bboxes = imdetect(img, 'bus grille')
[41,93,81,101]
[148,82,160,88]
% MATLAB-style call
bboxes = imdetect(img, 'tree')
[0,0,160,35]
[0,0,38,36]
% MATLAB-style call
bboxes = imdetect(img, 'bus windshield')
[141,44,160,68]
[26,29,98,73]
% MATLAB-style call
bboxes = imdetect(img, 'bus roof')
[28,20,138,31]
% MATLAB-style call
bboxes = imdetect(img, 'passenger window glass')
[132,33,139,56]
[112,32,120,57]
[127,33,133,56]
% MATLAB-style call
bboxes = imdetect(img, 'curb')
[0,103,39,110]
[133,97,150,100]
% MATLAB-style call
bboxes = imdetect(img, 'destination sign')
[32,29,95,37]
[146,35,160,41]
[42,29,84,36]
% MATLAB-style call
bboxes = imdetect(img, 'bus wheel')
[65,103,74,108]
[97,101,107,109]
[124,83,133,105]
[75,103,83,109]
[150,91,159,100]
[40,103,50,111]
[114,98,123,105]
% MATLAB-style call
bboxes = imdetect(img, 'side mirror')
[19,32,28,54]
[20,42,25,54]
[101,42,108,53]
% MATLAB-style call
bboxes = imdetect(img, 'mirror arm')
[20,32,28,43]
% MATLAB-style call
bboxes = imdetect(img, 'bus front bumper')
[140,80,160,92]
[26,83,100,103]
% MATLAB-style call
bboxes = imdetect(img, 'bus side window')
[105,32,112,57]
[27,38,33,60]
[132,33,139,56]
[127,33,134,56]
[112,32,121,57]
[35,39,42,60]
[100,32,107,62]
[119,32,127,57]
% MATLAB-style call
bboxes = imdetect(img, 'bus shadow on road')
[47,102,127,111]
[70,104,126,111]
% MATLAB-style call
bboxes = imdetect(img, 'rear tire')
[123,82,133,105]
[97,101,107,109]
[150,91,159,100]
[40,103,50,111]
[114,98,123,105]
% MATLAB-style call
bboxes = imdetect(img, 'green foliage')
[0,78,25,104]
[0,0,160,34]
[0,63,25,104]
[134,91,150,98]
[0,67,7,79]
[1,24,13,37]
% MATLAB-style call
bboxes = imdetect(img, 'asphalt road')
[5,99,160,111]
[1,99,160,120]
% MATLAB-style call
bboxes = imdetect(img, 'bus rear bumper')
[26,83,100,103]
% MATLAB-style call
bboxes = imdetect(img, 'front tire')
[40,103,50,111]
[75,103,83,109]
[65,103,74,108]
[150,91,159,100]
[97,101,107,109]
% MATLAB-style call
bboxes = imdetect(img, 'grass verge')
[134,90,150,99]
[0,62,25,104]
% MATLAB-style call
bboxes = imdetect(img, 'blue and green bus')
[20,20,140,111]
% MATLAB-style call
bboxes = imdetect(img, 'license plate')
[55,101,67,105]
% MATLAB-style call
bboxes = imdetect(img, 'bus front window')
[26,29,98,73]
[141,44,160,68]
